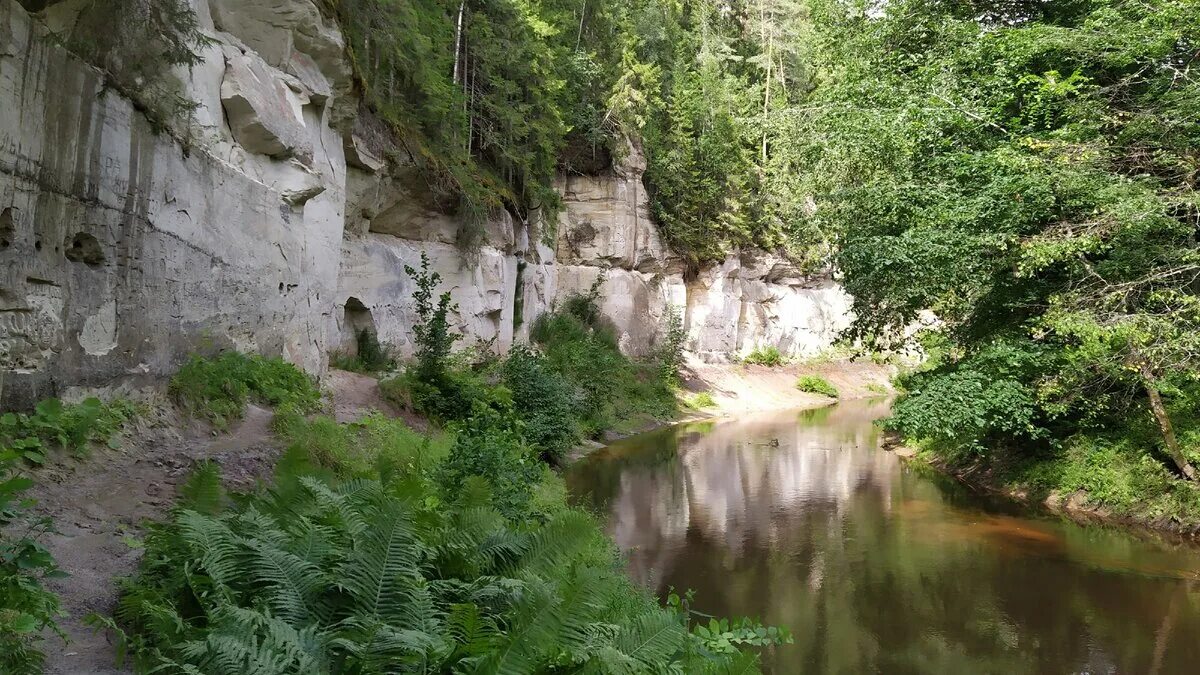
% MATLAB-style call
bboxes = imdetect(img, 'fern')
[178,461,224,515]
[111,433,782,674]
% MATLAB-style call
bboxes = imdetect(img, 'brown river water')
[566,398,1200,674]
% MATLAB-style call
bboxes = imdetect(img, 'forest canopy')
[797,0,1200,501]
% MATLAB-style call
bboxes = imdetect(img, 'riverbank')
[888,436,1200,539]
[568,357,898,457]
[682,356,896,415]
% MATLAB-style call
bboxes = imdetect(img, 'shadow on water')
[567,398,1200,674]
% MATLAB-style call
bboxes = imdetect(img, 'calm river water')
[566,399,1200,674]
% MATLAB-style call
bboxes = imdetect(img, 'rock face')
[0,0,850,409]
[552,146,851,361]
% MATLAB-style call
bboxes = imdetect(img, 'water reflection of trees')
[570,400,1200,673]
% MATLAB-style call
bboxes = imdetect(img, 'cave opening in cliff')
[0,208,13,249]
[341,296,377,356]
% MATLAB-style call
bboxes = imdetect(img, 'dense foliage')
[324,0,832,263]
[171,352,323,428]
[384,268,680,450]
[793,0,1200,516]
[111,400,786,673]
[529,283,680,437]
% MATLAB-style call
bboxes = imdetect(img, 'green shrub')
[169,351,321,427]
[887,343,1047,454]
[436,413,543,520]
[330,330,395,374]
[795,375,839,399]
[529,282,677,438]
[0,397,134,463]
[501,345,580,463]
[743,346,785,367]
[0,482,64,675]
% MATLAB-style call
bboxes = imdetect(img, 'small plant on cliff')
[796,375,839,399]
[743,346,785,367]
[170,352,321,427]
[407,252,460,382]
[655,305,688,386]
[383,253,498,421]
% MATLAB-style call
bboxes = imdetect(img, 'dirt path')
[29,402,280,674]
[27,370,401,673]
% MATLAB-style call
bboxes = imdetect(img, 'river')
[566,398,1200,673]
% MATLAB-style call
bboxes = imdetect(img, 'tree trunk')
[1140,363,1198,481]
[452,0,466,84]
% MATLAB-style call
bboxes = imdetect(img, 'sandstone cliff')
[0,0,851,410]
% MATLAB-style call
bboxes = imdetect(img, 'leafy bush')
[887,343,1048,455]
[686,391,717,409]
[0,397,133,463]
[501,345,580,463]
[170,352,321,427]
[795,375,839,399]
[111,417,786,673]
[531,285,676,437]
[743,346,785,367]
[436,413,543,520]
[330,330,395,374]
[0,472,64,675]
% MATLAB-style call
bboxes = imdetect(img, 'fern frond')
[299,477,368,538]
[612,610,688,668]
[177,510,241,588]
[336,501,437,629]
[179,461,225,515]
[245,539,324,626]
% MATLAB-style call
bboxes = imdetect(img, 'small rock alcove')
[0,208,13,249]
[341,297,377,355]
[64,232,105,266]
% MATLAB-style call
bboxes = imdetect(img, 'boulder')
[220,48,312,160]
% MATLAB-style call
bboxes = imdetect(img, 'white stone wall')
[0,0,348,408]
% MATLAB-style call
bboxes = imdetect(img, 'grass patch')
[685,391,717,409]
[865,383,889,395]
[169,351,321,427]
[742,345,785,367]
[795,374,839,398]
